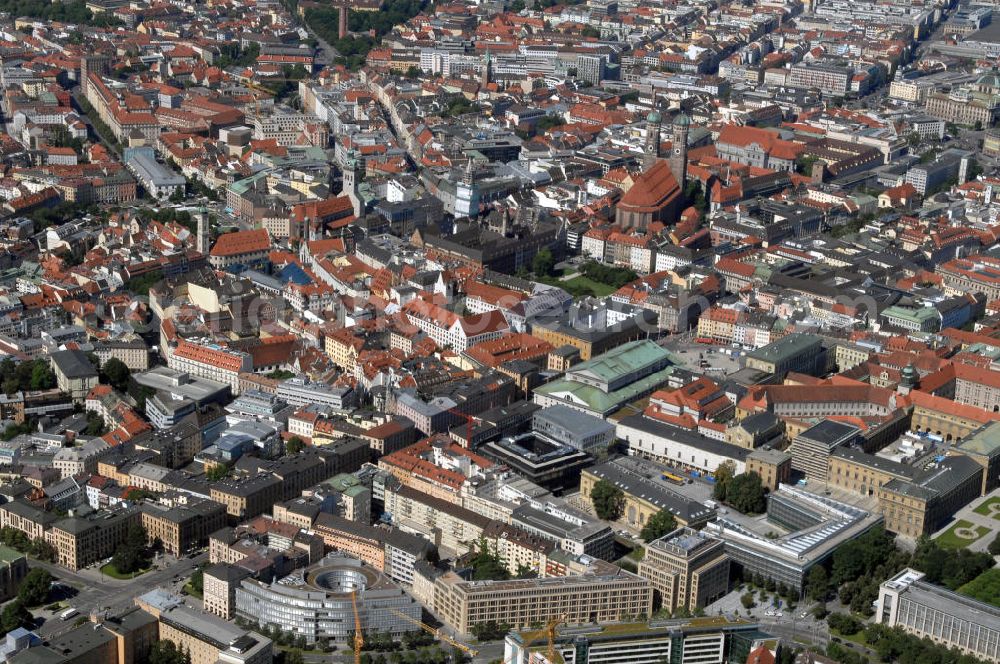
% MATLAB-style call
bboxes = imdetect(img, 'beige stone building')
[203,564,251,620]
[433,567,653,637]
[50,349,99,403]
[138,590,272,664]
[638,528,729,613]
[746,448,792,491]
[383,485,490,555]
[210,475,283,520]
[140,500,227,555]
[47,506,142,570]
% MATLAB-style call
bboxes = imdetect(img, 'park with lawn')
[100,522,155,580]
[934,519,991,549]
[972,496,1000,520]
[958,568,1000,608]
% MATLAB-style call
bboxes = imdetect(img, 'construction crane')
[351,591,364,664]
[389,608,479,657]
[542,614,566,664]
[445,406,477,447]
[507,615,567,664]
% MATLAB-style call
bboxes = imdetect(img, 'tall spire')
[670,112,690,188]
[481,49,492,88]
[643,110,662,171]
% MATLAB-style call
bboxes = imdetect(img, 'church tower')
[643,110,662,170]
[481,50,492,89]
[343,151,363,217]
[195,208,210,255]
[670,112,690,188]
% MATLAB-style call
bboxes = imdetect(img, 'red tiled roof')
[210,228,270,257]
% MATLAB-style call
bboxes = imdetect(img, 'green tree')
[284,652,305,664]
[532,247,555,277]
[83,411,106,436]
[806,565,830,602]
[724,472,767,514]
[148,640,188,664]
[910,537,993,590]
[205,464,229,481]
[286,437,305,455]
[684,180,708,215]
[17,568,52,607]
[111,523,148,574]
[470,538,510,581]
[828,612,863,636]
[795,154,820,175]
[740,592,755,609]
[640,509,677,542]
[712,460,736,501]
[100,357,131,392]
[989,532,1000,556]
[29,363,55,391]
[581,26,600,38]
[470,620,511,641]
[189,568,204,595]
[0,600,32,636]
[590,479,624,520]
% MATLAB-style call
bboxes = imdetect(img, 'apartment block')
[140,499,227,555]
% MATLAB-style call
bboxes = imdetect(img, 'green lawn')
[958,569,1000,608]
[972,496,1000,519]
[561,275,618,297]
[934,520,990,549]
[100,563,150,580]
[183,582,203,599]
[831,628,868,647]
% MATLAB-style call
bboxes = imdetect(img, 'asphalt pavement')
[30,552,207,638]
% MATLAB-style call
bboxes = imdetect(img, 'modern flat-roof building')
[788,420,861,483]
[133,366,231,429]
[875,569,1000,663]
[234,555,420,644]
[479,432,591,490]
[638,527,730,613]
[434,566,653,637]
[704,484,882,593]
[138,588,273,664]
[276,377,356,411]
[504,617,776,664]
[531,404,616,453]
[0,546,27,602]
